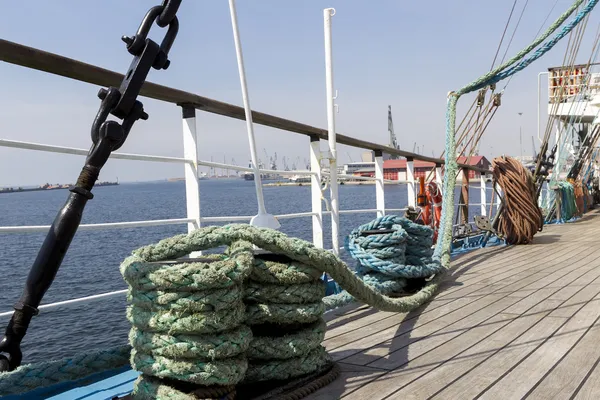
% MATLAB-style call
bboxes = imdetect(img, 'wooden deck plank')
[344,294,520,368]
[479,298,600,399]
[572,353,600,399]
[431,266,600,399]
[305,211,600,400]
[526,323,600,399]
[428,313,568,399]
[437,242,573,296]
[341,313,515,400]
[387,307,553,399]
[342,257,600,399]
[306,363,386,400]
[436,242,582,300]
[327,245,599,362]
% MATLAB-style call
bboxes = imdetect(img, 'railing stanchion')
[480,174,487,216]
[435,164,443,186]
[406,158,416,208]
[375,150,385,217]
[182,106,202,257]
[495,181,502,213]
[310,136,324,248]
[323,7,339,255]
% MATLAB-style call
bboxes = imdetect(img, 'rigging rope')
[490,0,519,70]
[440,0,598,261]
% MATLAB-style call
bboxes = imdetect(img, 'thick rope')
[118,222,448,396]
[0,345,130,396]
[124,240,255,397]
[322,216,441,310]
[440,0,597,264]
[126,224,446,313]
[4,2,595,395]
[492,157,543,244]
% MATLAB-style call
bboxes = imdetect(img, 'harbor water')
[0,179,489,363]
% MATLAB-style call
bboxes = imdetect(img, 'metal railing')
[0,15,492,314]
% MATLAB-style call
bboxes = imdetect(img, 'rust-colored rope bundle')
[573,180,585,216]
[492,156,544,245]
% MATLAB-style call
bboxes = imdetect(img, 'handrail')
[0,39,488,173]
[0,138,316,176]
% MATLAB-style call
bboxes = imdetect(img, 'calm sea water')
[0,179,486,363]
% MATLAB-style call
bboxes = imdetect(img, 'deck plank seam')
[330,244,597,358]
[337,248,600,399]
[522,313,600,399]
[325,242,584,349]
[460,257,600,399]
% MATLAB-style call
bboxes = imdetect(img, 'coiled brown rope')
[492,156,544,245]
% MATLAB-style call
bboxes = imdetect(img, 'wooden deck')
[308,209,600,400]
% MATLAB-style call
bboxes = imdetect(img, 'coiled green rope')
[123,240,255,397]
[120,222,448,398]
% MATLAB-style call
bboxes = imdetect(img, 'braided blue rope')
[482,0,599,91]
[345,215,442,279]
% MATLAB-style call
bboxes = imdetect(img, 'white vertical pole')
[182,106,202,257]
[182,106,201,234]
[480,174,487,216]
[310,137,324,248]
[324,7,339,255]
[435,164,443,186]
[228,0,279,229]
[375,151,385,217]
[495,182,501,212]
[406,158,416,207]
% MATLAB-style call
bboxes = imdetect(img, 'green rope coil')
[131,349,247,386]
[121,242,252,291]
[247,320,326,360]
[123,240,256,395]
[132,375,236,400]
[250,257,323,284]
[244,346,331,383]
[128,285,243,312]
[244,281,326,304]
[128,326,251,360]
[245,302,325,326]
[126,303,246,335]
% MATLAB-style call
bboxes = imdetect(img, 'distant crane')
[388,105,400,159]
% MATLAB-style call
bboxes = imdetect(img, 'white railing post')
[480,174,487,216]
[228,0,280,229]
[435,164,443,186]
[495,181,501,212]
[310,136,324,248]
[406,158,416,207]
[182,106,201,234]
[375,150,385,217]
[324,7,339,255]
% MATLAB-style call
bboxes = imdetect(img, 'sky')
[1,0,600,186]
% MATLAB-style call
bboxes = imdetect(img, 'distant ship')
[242,160,280,181]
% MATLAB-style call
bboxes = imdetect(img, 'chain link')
[0,0,183,373]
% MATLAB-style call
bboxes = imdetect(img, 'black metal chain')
[0,0,182,372]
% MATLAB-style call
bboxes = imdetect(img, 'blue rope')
[345,215,442,279]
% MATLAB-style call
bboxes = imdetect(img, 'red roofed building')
[352,156,491,181]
